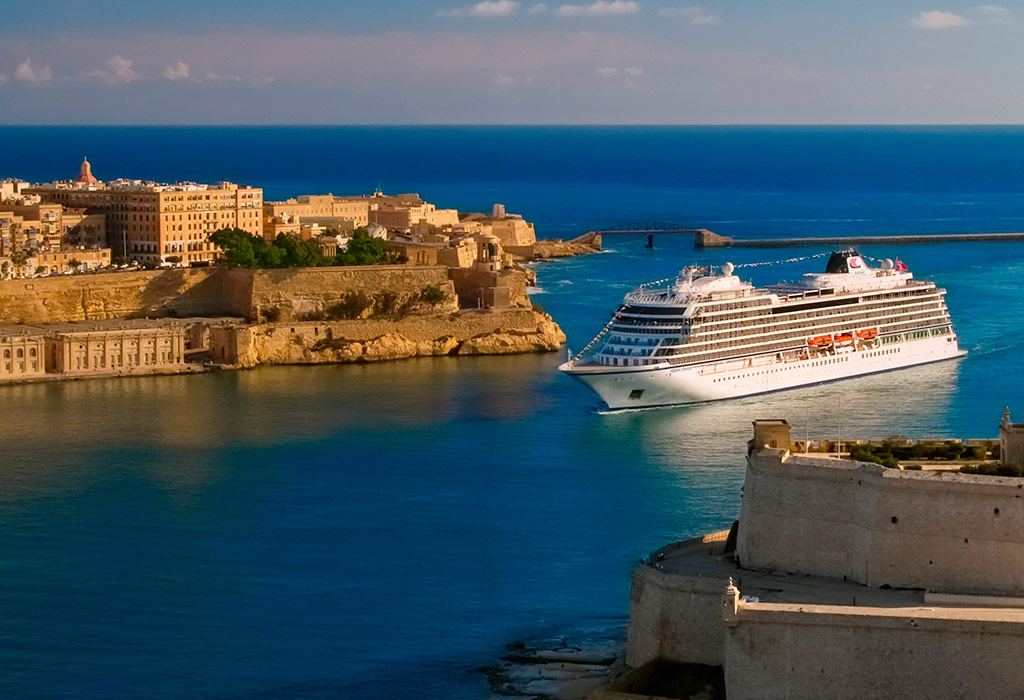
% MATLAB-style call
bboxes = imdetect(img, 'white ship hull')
[561,334,964,410]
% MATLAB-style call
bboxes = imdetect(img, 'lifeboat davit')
[857,328,878,340]
[808,335,833,348]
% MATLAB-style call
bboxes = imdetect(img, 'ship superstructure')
[560,250,964,409]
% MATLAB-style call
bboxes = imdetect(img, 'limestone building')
[43,320,187,375]
[1001,407,1024,467]
[355,192,459,231]
[0,326,46,380]
[263,195,369,241]
[33,248,112,275]
[27,159,263,265]
[618,419,1024,700]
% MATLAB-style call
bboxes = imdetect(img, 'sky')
[0,0,1021,124]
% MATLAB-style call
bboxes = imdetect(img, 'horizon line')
[4,123,1024,128]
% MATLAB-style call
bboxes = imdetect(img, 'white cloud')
[528,2,548,13]
[84,54,140,83]
[596,65,645,87]
[658,5,719,24]
[14,58,53,83]
[978,4,1013,23]
[556,1,640,17]
[979,4,1009,17]
[162,61,190,81]
[206,71,241,82]
[438,0,521,17]
[910,10,970,28]
[492,72,534,86]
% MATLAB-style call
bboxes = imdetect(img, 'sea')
[2,126,1024,699]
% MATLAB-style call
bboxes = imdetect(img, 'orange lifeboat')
[834,332,854,344]
[808,335,833,348]
[857,328,878,340]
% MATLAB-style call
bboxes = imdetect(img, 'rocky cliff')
[216,309,565,367]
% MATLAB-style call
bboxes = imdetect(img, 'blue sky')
[0,1,1020,124]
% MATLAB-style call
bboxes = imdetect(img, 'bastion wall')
[0,266,456,324]
[626,562,726,669]
[724,603,1024,700]
[246,266,456,322]
[738,449,1024,595]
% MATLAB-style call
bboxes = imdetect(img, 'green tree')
[68,258,82,272]
[421,285,445,306]
[210,228,261,267]
[10,251,30,277]
[335,228,389,266]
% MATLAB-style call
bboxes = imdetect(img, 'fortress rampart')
[739,449,1024,596]
[616,419,1024,700]
[0,266,456,324]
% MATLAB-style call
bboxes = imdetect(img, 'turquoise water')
[1,128,1024,698]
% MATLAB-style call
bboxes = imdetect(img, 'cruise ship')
[559,250,964,409]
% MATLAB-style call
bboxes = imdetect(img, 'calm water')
[2,127,1024,699]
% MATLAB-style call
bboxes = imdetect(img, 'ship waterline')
[561,251,964,409]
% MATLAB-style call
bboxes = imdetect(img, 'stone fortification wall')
[247,266,456,322]
[739,449,1024,595]
[725,602,1024,700]
[209,309,564,367]
[626,560,726,669]
[0,268,243,323]
[0,266,456,324]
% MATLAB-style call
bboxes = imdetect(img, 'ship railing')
[570,321,616,364]
[624,289,675,305]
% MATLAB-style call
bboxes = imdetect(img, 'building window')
[16,348,22,358]
[2,350,8,359]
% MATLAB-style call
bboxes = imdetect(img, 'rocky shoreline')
[216,308,566,368]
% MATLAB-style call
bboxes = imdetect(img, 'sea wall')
[0,265,456,324]
[208,308,565,367]
[725,602,1024,700]
[626,561,727,669]
[0,268,240,322]
[738,449,1024,595]
[246,266,456,322]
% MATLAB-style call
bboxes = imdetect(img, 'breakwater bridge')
[572,223,1024,249]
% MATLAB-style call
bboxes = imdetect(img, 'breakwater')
[694,229,1024,248]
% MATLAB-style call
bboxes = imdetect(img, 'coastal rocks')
[481,628,625,700]
[506,238,601,262]
[457,314,565,355]
[213,309,565,367]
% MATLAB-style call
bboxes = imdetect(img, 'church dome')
[75,157,98,185]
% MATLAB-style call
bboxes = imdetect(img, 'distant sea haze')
[2,126,1024,699]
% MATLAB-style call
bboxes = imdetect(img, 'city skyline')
[0,1,1021,124]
